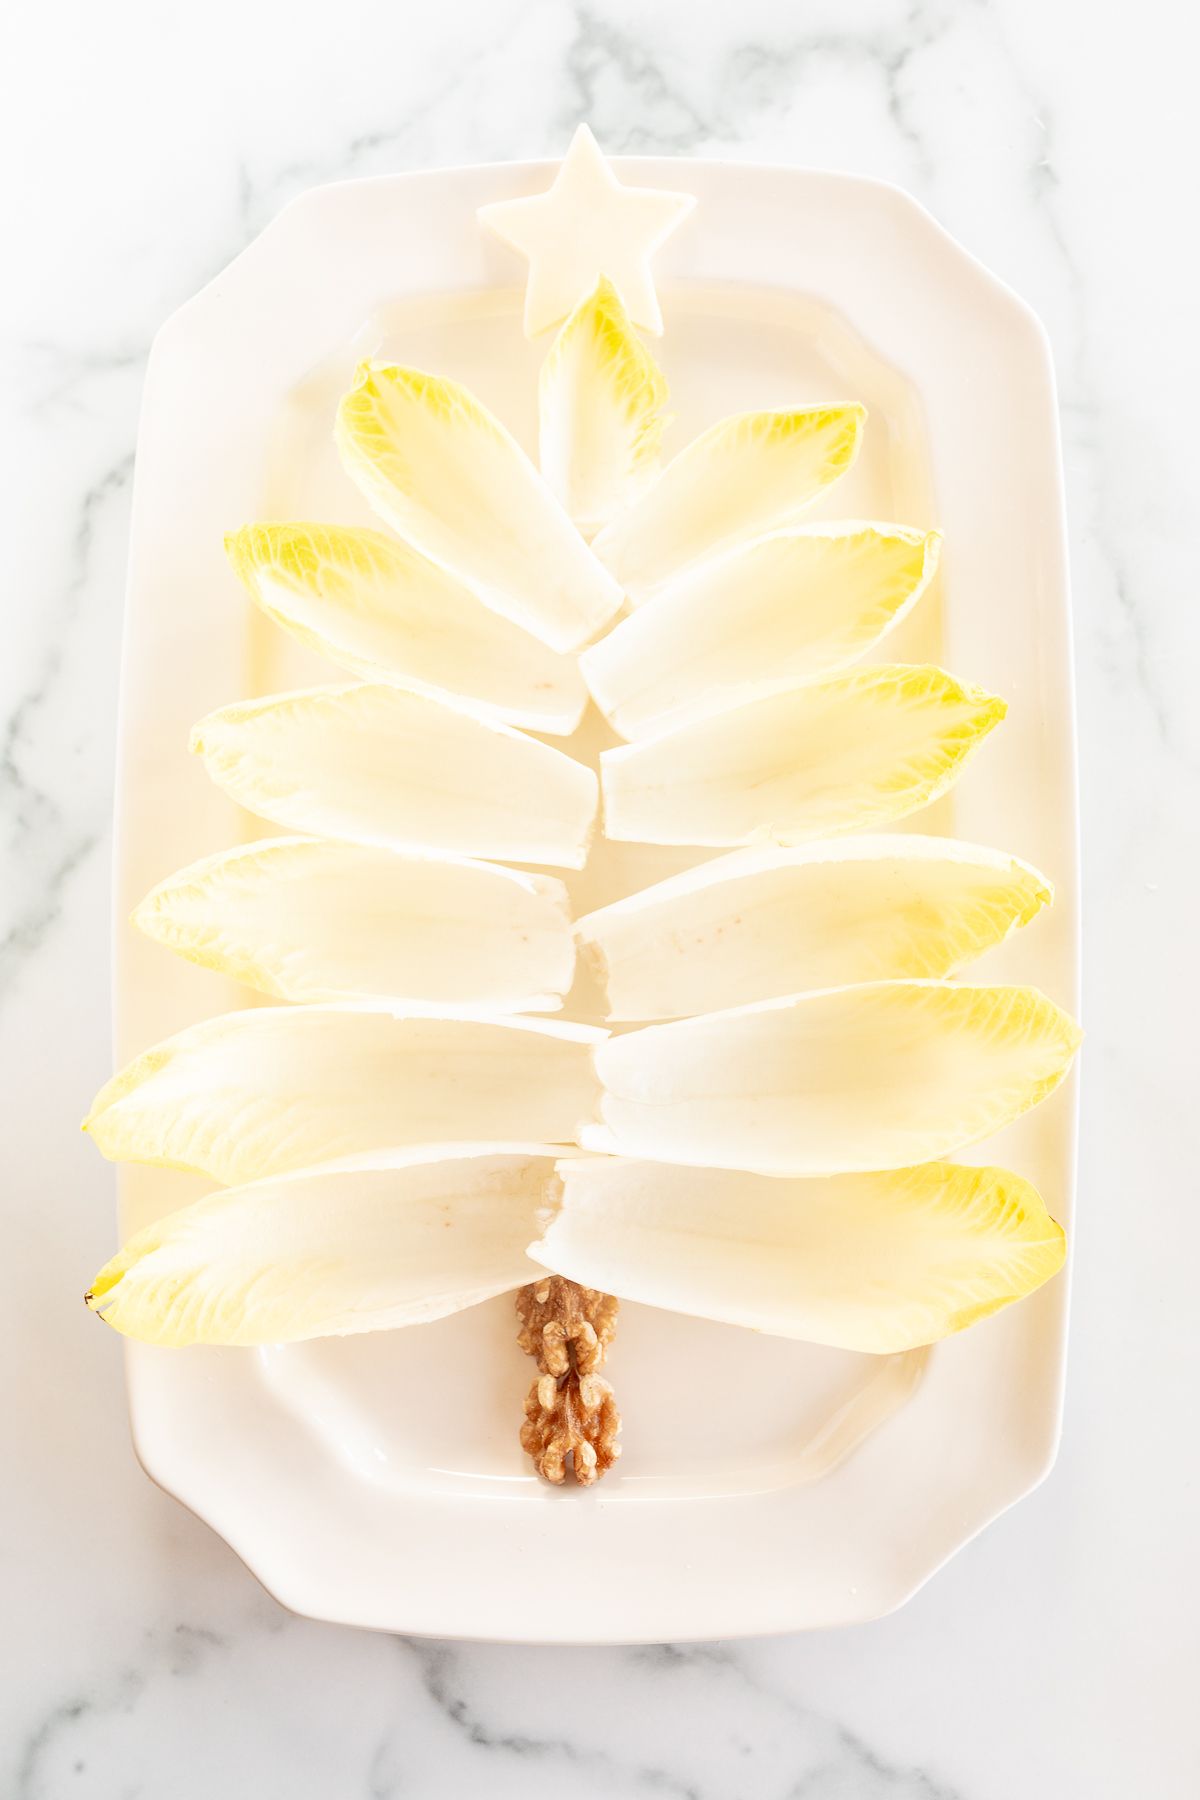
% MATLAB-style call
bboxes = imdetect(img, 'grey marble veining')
[5,0,1198,1795]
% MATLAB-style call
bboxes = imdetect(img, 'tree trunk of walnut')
[515,1276,621,1485]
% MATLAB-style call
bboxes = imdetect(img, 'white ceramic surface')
[112,158,1077,1642]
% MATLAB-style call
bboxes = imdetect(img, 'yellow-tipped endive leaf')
[224,524,587,736]
[87,1146,562,1347]
[601,664,1005,848]
[583,981,1081,1175]
[335,362,624,652]
[535,1158,1066,1355]
[84,1007,604,1186]
[538,277,669,534]
[582,524,942,739]
[191,683,597,870]
[591,403,865,601]
[577,836,1052,1020]
[133,837,576,1011]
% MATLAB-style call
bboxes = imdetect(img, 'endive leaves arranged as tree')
[591,402,866,601]
[88,1147,564,1347]
[576,836,1053,1021]
[583,982,1080,1175]
[535,1158,1066,1355]
[191,683,598,869]
[538,277,670,535]
[336,362,623,652]
[86,186,1079,1483]
[601,665,1006,848]
[134,837,576,1011]
[582,523,942,740]
[85,1006,604,1187]
[225,523,588,736]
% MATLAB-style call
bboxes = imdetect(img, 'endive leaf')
[577,835,1052,1020]
[582,524,942,739]
[601,664,1005,848]
[225,523,587,736]
[535,1157,1066,1355]
[191,683,597,870]
[134,837,576,1011]
[582,981,1081,1174]
[85,1007,604,1186]
[335,362,624,652]
[87,1146,561,1347]
[538,277,669,534]
[591,404,865,601]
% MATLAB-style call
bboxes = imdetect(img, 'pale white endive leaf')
[335,362,624,652]
[583,981,1081,1174]
[133,837,576,1012]
[600,664,1006,848]
[84,1007,605,1186]
[224,523,587,736]
[591,404,865,601]
[87,1145,562,1347]
[190,683,598,870]
[535,1157,1066,1355]
[576,835,1052,1020]
[538,277,669,534]
[582,524,942,739]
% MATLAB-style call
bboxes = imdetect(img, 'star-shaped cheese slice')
[479,125,695,337]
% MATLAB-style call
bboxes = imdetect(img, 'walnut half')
[516,1276,621,1485]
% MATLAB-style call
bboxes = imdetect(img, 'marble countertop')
[5,0,1197,1794]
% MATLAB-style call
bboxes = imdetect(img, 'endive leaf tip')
[583,270,654,337]
[773,401,865,439]
[1023,866,1055,919]
[335,369,372,432]
[130,890,172,944]
[223,523,268,584]
[1019,984,1082,1051]
[85,1251,122,1307]
[85,1257,127,1321]
[945,674,1005,729]
[84,1285,116,1325]
[767,401,863,478]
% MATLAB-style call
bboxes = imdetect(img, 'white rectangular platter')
[113,158,1078,1641]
